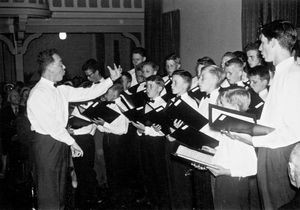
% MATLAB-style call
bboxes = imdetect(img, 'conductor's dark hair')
[37,48,58,75]
[248,65,270,82]
[172,70,192,89]
[132,47,146,57]
[81,59,104,77]
[122,72,132,83]
[260,20,297,52]
[146,75,165,89]
[225,57,244,69]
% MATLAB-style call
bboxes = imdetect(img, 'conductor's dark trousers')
[32,132,69,210]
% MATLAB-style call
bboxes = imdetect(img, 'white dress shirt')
[27,77,113,145]
[96,102,129,135]
[252,57,300,148]
[258,88,268,102]
[180,92,199,111]
[136,82,146,93]
[198,88,220,119]
[128,68,138,87]
[144,96,167,137]
[201,124,257,177]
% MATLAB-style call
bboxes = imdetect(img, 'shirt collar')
[259,88,268,101]
[275,57,294,73]
[40,77,55,88]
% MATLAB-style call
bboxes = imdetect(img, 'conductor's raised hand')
[71,141,84,158]
[107,63,122,81]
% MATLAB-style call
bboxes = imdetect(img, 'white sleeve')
[61,78,113,102]
[97,115,129,135]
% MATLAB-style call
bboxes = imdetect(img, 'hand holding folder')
[78,101,120,123]
[165,98,208,130]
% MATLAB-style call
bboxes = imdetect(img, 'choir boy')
[131,75,169,209]
[198,65,225,119]
[247,65,270,119]
[128,47,147,87]
[224,57,249,88]
[166,70,199,210]
[191,56,216,88]
[206,88,257,210]
[245,42,263,68]
[93,84,130,205]
[163,54,181,100]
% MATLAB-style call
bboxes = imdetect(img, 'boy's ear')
[177,63,181,69]
[143,57,146,62]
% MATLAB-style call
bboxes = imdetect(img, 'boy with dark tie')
[247,65,270,119]
[131,75,170,209]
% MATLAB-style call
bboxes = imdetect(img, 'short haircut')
[37,48,58,75]
[81,59,104,76]
[201,65,226,87]
[146,75,165,89]
[221,51,236,60]
[196,56,215,72]
[260,20,297,52]
[141,61,159,72]
[166,53,181,65]
[197,56,216,66]
[233,51,247,64]
[225,57,244,69]
[132,47,146,57]
[172,70,192,89]
[218,88,250,112]
[244,41,261,53]
[109,83,124,96]
[122,72,132,83]
[248,65,270,82]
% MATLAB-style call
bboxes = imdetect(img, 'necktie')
[203,94,210,99]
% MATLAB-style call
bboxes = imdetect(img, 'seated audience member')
[93,84,130,206]
[245,41,263,68]
[205,88,257,210]
[224,57,249,88]
[191,56,216,88]
[279,143,300,210]
[128,47,147,87]
[131,75,169,209]
[82,58,106,84]
[0,89,21,176]
[220,51,236,70]
[198,65,225,119]
[19,87,30,114]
